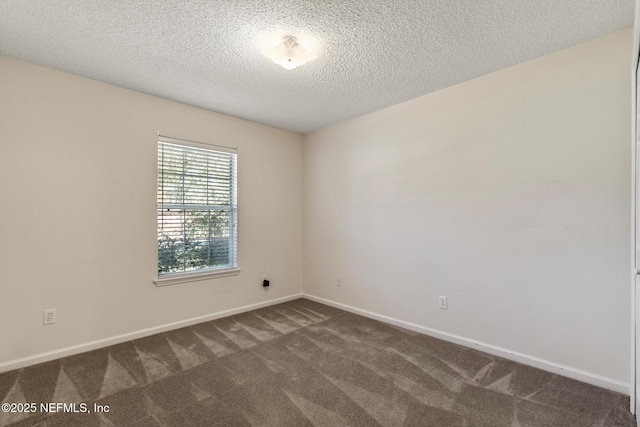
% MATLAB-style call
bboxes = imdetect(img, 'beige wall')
[303,29,632,389]
[0,57,304,367]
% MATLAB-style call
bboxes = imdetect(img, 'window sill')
[154,268,240,287]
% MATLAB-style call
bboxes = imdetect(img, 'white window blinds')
[157,136,237,277]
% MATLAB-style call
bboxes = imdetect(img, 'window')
[156,135,238,285]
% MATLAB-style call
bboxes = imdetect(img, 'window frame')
[154,135,239,286]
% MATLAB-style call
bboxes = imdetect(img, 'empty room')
[0,1,639,426]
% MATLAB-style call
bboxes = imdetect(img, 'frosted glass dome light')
[263,36,316,70]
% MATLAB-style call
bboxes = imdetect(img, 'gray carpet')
[0,298,635,427]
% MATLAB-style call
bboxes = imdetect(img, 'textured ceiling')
[0,1,634,133]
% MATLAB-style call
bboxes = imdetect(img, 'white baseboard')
[2,291,630,396]
[0,293,303,374]
[302,293,630,395]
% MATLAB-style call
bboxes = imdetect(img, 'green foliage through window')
[157,138,237,276]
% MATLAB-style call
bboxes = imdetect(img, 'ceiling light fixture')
[263,36,316,70]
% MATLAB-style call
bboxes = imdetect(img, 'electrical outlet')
[439,296,448,310]
[44,309,56,325]
[336,276,342,287]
